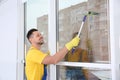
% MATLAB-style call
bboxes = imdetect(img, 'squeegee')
[72,11,99,53]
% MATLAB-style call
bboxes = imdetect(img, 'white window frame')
[17,0,25,80]
[48,0,57,80]
[109,0,120,79]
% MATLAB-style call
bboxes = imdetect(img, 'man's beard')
[38,41,44,45]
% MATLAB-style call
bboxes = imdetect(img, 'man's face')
[30,31,44,45]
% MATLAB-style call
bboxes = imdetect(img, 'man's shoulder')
[28,49,43,54]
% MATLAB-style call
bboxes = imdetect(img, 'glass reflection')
[65,32,89,63]
[58,0,110,63]
[57,66,111,80]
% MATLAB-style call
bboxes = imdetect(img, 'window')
[58,0,110,63]
[24,0,49,55]
[56,0,110,80]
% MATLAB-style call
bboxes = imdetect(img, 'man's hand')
[65,36,80,50]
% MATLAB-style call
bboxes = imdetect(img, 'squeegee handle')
[77,15,87,37]
[83,15,87,22]
[72,15,87,54]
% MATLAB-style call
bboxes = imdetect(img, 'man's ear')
[29,38,32,43]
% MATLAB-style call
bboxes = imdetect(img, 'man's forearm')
[53,47,69,63]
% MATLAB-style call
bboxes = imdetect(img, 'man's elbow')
[45,56,60,64]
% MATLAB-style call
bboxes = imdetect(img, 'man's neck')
[32,44,41,50]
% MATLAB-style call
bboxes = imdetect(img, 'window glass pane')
[25,0,49,53]
[57,66,111,80]
[58,0,110,63]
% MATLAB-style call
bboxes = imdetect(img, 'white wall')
[0,0,18,80]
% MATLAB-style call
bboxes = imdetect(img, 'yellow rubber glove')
[65,36,80,50]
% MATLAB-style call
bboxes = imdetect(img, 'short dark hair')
[27,28,38,40]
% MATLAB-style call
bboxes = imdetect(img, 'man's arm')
[42,36,80,64]
[42,47,68,64]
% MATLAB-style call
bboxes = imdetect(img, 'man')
[25,28,80,80]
